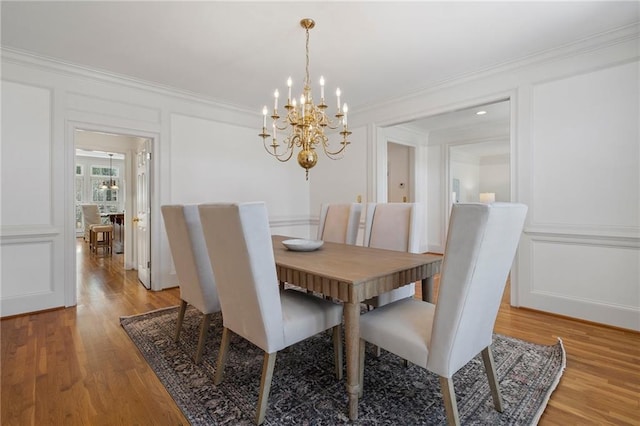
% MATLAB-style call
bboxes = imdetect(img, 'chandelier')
[259,18,351,180]
[100,153,119,190]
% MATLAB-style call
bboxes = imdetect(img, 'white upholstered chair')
[317,203,363,245]
[161,204,221,364]
[198,202,344,425]
[81,204,105,242]
[363,202,420,307]
[359,203,528,425]
[81,204,114,253]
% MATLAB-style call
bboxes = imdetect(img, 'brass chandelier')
[100,153,119,190]
[259,18,351,180]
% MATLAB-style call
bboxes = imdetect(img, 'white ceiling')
[406,99,510,133]
[2,1,638,114]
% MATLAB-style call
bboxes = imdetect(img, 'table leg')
[344,301,360,420]
[422,276,435,303]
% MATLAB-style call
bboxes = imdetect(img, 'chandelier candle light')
[259,18,351,180]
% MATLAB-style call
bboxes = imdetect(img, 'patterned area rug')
[121,306,565,425]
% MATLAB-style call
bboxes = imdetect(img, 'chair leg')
[194,313,212,364]
[174,300,187,342]
[255,352,277,425]
[374,344,381,358]
[332,325,343,380]
[481,346,504,412]
[358,338,366,398]
[439,376,460,426]
[214,327,231,385]
[89,229,95,252]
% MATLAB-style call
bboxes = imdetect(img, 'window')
[91,165,119,178]
[91,178,120,203]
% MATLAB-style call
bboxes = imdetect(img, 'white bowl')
[282,239,324,252]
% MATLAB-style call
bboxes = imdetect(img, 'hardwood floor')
[2,239,187,425]
[1,240,639,425]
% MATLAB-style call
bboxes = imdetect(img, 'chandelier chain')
[305,28,310,89]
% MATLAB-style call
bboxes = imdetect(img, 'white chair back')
[317,203,362,245]
[198,202,285,353]
[362,202,420,306]
[81,204,101,226]
[427,203,527,377]
[161,205,220,314]
[363,203,420,253]
[81,204,104,242]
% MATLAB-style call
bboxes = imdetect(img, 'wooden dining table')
[272,235,442,420]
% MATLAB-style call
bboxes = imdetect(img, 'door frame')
[66,121,160,307]
[134,140,152,289]
[372,91,518,303]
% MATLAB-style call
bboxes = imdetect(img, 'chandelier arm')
[263,138,296,162]
[273,148,295,163]
[322,143,349,158]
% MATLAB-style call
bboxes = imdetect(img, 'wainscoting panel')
[531,239,638,308]
[520,234,640,330]
[515,59,640,331]
[0,238,62,316]
[1,81,52,226]
[530,61,639,233]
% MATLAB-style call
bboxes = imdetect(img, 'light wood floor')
[1,240,639,425]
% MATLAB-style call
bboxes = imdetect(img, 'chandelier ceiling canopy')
[259,18,351,180]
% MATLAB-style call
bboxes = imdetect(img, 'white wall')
[348,27,639,330]
[519,60,639,328]
[450,151,480,203]
[479,154,509,202]
[449,151,510,204]
[1,80,66,315]
[2,26,638,330]
[0,51,309,316]
[308,124,369,242]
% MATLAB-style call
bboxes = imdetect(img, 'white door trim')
[66,121,161,307]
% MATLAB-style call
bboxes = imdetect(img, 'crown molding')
[355,23,640,117]
[1,47,257,117]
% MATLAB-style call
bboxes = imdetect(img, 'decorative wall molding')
[1,47,256,117]
[528,59,639,234]
[526,227,640,248]
[525,236,639,330]
[354,23,640,118]
[1,240,55,308]
[0,225,61,239]
[526,290,639,331]
[269,216,312,228]
[67,92,162,124]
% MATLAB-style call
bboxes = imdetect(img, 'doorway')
[387,142,414,203]
[379,98,511,252]
[74,129,152,289]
